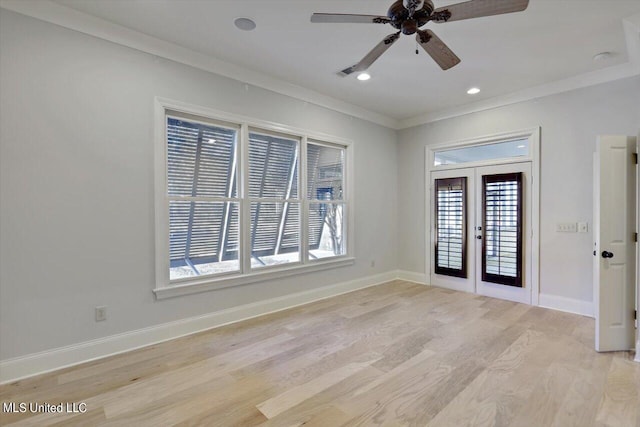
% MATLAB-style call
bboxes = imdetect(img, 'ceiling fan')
[311,0,529,76]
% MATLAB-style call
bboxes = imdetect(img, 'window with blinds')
[248,132,300,268]
[307,142,345,260]
[482,173,523,287]
[163,111,350,285]
[434,177,467,278]
[167,117,240,280]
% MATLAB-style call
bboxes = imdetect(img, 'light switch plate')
[578,222,588,233]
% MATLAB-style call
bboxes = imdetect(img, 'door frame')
[425,127,541,306]
[636,132,640,362]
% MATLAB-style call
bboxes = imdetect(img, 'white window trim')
[428,128,538,171]
[425,127,541,306]
[153,97,355,300]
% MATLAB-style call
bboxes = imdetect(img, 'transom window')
[155,103,352,294]
[434,138,529,166]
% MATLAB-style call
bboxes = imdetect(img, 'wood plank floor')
[1,281,639,426]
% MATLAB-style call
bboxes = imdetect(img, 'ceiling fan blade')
[339,32,401,76]
[432,0,529,23]
[416,30,461,70]
[311,14,391,24]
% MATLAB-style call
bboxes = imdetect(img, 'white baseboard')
[397,271,596,319]
[395,270,427,285]
[635,339,640,363]
[538,293,594,318]
[0,271,601,384]
[0,271,396,385]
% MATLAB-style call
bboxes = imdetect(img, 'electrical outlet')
[95,306,107,322]
[556,222,577,232]
[578,222,588,233]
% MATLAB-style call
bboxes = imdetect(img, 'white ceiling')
[49,0,640,122]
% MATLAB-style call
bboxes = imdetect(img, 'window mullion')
[300,136,309,264]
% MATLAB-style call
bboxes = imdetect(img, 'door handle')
[601,251,614,259]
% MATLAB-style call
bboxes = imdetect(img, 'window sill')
[153,257,355,300]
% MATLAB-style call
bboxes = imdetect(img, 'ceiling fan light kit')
[311,0,529,76]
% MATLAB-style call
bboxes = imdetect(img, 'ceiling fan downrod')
[403,0,425,16]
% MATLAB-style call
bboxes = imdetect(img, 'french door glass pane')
[250,202,300,268]
[482,173,523,287]
[435,178,467,278]
[169,201,240,280]
[309,202,345,259]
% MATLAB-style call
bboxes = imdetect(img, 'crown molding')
[400,62,640,129]
[400,13,640,129]
[0,0,401,130]
[1,2,638,132]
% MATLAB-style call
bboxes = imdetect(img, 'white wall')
[2,6,639,368]
[397,76,640,305]
[0,10,398,360]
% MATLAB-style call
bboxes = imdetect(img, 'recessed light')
[357,73,371,81]
[234,18,256,31]
[467,87,480,95]
[593,51,613,61]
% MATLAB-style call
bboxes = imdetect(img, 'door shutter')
[482,172,523,287]
[435,177,467,278]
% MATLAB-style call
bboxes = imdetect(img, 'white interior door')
[594,135,636,352]
[475,163,532,304]
[430,162,531,304]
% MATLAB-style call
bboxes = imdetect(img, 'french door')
[431,162,532,304]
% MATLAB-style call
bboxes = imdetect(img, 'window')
[434,177,467,278]
[167,117,240,280]
[248,131,300,268]
[307,142,346,260]
[482,173,523,287]
[155,102,352,296]
[434,138,529,166]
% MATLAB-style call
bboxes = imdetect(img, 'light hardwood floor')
[1,281,639,426]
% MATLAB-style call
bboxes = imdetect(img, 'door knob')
[476,235,482,240]
[601,251,614,259]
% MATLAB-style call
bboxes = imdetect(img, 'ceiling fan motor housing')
[388,0,434,34]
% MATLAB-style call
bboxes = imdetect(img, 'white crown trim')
[1,2,638,130]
